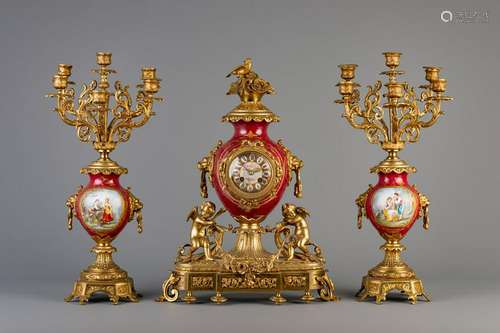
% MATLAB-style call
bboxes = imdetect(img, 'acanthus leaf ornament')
[47,52,162,304]
[157,272,181,303]
[158,58,337,304]
[335,51,451,304]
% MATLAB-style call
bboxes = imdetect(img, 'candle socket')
[383,52,401,68]
[431,78,447,93]
[96,52,112,66]
[339,64,357,80]
[143,79,160,94]
[423,66,440,82]
[141,67,157,80]
[385,83,404,98]
[52,74,68,89]
[58,64,72,77]
[337,81,356,96]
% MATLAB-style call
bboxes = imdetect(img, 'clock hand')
[242,165,254,175]
[243,164,262,175]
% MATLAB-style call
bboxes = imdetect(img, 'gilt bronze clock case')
[158,58,337,304]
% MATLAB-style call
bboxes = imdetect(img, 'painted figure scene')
[372,187,416,227]
[80,189,124,231]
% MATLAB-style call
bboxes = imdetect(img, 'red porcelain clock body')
[210,121,293,221]
[197,61,303,224]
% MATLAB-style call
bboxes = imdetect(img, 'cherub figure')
[274,203,323,262]
[180,201,230,261]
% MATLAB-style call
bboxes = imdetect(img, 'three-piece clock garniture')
[46,51,450,305]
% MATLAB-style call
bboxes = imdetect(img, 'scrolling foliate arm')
[47,76,81,129]
[395,83,422,143]
[50,87,78,127]
[129,84,163,129]
[108,81,159,145]
[108,81,134,143]
[342,81,389,145]
[47,81,100,144]
[46,63,102,146]
[395,85,444,145]
[418,91,443,129]
[337,60,451,154]
[75,81,100,143]
[397,67,452,145]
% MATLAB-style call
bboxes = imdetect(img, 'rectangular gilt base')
[157,265,337,304]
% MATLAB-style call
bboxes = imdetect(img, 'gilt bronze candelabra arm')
[47,52,162,304]
[336,53,452,172]
[48,52,162,172]
[335,52,452,304]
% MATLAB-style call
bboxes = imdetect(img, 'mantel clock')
[158,58,337,304]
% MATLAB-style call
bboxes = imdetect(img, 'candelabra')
[157,58,337,304]
[47,52,162,304]
[335,52,452,304]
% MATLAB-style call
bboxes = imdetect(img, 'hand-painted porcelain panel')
[75,173,131,241]
[365,172,421,240]
[371,187,417,228]
[79,188,126,232]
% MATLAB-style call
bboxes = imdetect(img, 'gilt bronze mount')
[335,52,452,304]
[47,52,162,304]
[157,59,337,304]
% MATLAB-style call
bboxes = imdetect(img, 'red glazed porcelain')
[197,59,303,226]
[75,173,131,242]
[210,121,291,221]
[365,172,421,241]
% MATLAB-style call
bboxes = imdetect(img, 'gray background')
[0,0,499,332]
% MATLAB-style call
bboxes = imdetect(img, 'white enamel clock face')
[228,151,272,194]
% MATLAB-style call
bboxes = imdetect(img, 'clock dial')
[228,151,272,194]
